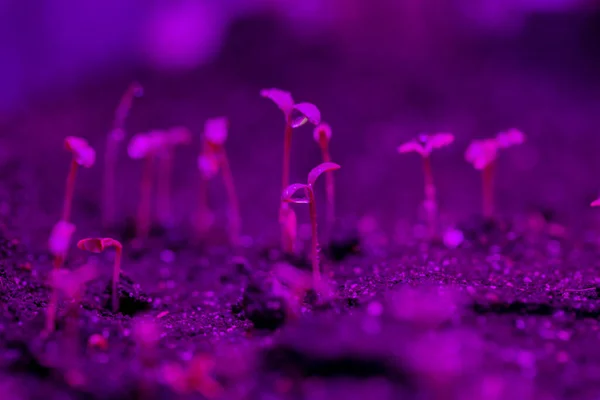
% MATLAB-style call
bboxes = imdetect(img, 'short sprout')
[64,136,96,167]
[49,220,76,257]
[127,131,164,159]
[464,139,498,170]
[496,128,525,149]
[397,133,455,157]
[204,117,229,146]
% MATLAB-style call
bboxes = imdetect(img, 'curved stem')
[112,245,122,313]
[62,159,78,222]
[319,141,335,240]
[307,188,321,286]
[219,149,241,248]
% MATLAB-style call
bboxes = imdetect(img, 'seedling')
[63,137,96,222]
[128,131,163,242]
[261,88,321,252]
[313,123,336,237]
[45,220,76,334]
[592,199,600,207]
[49,220,76,270]
[465,129,525,218]
[397,133,454,238]
[196,118,241,247]
[103,82,143,228]
[77,237,123,313]
[282,162,341,286]
[44,263,97,336]
[157,127,192,227]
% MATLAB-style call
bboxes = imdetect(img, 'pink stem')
[62,159,78,222]
[319,139,335,240]
[219,149,241,247]
[307,188,321,286]
[137,156,154,241]
[112,245,122,313]
[281,123,294,251]
[195,173,211,239]
[157,149,173,227]
[422,155,437,239]
[482,161,495,218]
[103,135,119,228]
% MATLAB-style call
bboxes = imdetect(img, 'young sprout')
[63,137,96,222]
[44,263,97,336]
[465,129,525,218]
[77,237,123,313]
[397,133,454,238]
[128,131,163,242]
[261,88,321,252]
[282,162,341,286]
[49,220,76,270]
[196,118,241,247]
[313,123,336,237]
[103,82,143,228]
[45,220,76,334]
[592,199,600,207]
[157,127,192,228]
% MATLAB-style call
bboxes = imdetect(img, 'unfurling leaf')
[308,162,341,187]
[282,184,310,204]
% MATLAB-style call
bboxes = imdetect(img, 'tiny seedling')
[49,220,76,270]
[313,123,336,237]
[103,82,143,228]
[157,127,192,227]
[196,117,241,247]
[45,220,76,334]
[44,263,97,336]
[162,353,223,398]
[128,131,163,242]
[592,199,600,207]
[261,88,321,252]
[465,129,525,218]
[63,137,96,222]
[397,133,454,238]
[282,162,341,286]
[77,237,123,313]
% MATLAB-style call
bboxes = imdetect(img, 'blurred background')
[1,0,600,245]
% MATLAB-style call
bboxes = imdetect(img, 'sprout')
[77,237,123,313]
[282,162,341,287]
[313,123,336,239]
[261,88,322,252]
[48,220,76,268]
[195,118,241,247]
[44,263,97,336]
[63,137,96,222]
[103,82,143,228]
[465,129,525,218]
[157,127,192,228]
[128,131,164,243]
[592,199,600,207]
[397,133,454,239]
